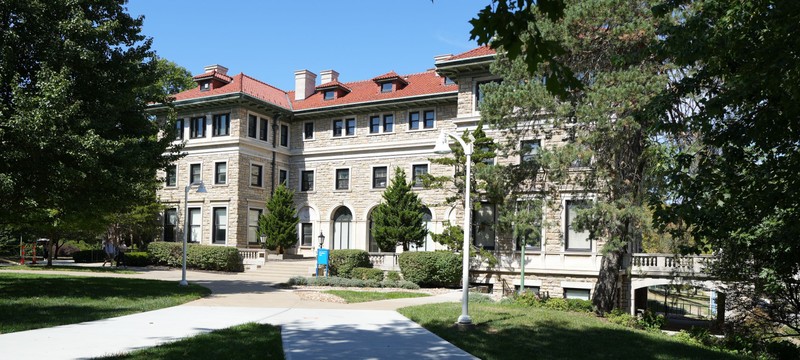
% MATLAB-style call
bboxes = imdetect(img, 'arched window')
[367,208,379,252]
[412,208,434,251]
[332,207,353,249]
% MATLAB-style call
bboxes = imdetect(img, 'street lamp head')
[318,232,325,248]
[194,181,207,193]
[433,131,452,154]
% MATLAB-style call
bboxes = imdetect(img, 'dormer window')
[380,82,393,93]
[200,81,211,91]
[323,90,335,100]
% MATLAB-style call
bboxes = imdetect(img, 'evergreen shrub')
[124,251,150,267]
[328,249,371,278]
[72,249,106,263]
[147,242,243,272]
[351,267,384,281]
[398,251,461,287]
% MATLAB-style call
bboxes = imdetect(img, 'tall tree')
[371,168,427,252]
[259,184,299,254]
[0,0,179,251]
[479,1,670,313]
[651,0,800,336]
[152,57,196,96]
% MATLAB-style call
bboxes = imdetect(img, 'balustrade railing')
[368,252,399,270]
[629,253,711,276]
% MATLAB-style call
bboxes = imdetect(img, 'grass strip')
[399,302,743,360]
[97,322,283,360]
[323,290,429,303]
[0,273,210,333]
[0,264,137,274]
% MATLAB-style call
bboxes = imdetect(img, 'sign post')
[316,248,329,277]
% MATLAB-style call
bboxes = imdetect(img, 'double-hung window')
[423,110,435,129]
[335,169,349,190]
[248,115,258,138]
[383,114,394,133]
[300,170,314,192]
[280,124,289,147]
[521,140,541,163]
[190,116,205,138]
[188,208,201,243]
[409,111,420,130]
[175,119,184,140]
[214,162,226,185]
[165,165,177,187]
[250,164,263,187]
[369,116,381,134]
[304,122,314,140]
[212,207,227,244]
[212,113,229,136]
[372,166,387,189]
[333,119,344,137]
[412,164,428,188]
[301,223,313,247]
[565,200,591,251]
[473,203,497,250]
[248,209,262,244]
[189,164,201,184]
[279,169,288,185]
[345,118,355,136]
[163,209,177,242]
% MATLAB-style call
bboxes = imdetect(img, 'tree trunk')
[592,249,623,314]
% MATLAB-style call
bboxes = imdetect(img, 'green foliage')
[565,298,594,312]
[0,0,180,242]
[287,276,420,290]
[72,250,107,263]
[371,168,427,251]
[350,267,385,282]
[543,297,569,311]
[147,242,243,272]
[124,252,150,267]
[259,184,299,253]
[385,271,402,282]
[152,57,195,96]
[606,309,640,328]
[328,249,371,278]
[398,251,461,288]
[639,311,666,331]
[513,291,543,307]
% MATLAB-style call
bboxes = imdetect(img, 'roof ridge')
[240,73,288,94]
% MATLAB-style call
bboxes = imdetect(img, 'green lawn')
[0,273,210,333]
[98,322,284,360]
[0,264,137,274]
[399,302,743,360]
[323,290,430,303]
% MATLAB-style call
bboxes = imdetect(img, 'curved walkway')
[0,265,476,359]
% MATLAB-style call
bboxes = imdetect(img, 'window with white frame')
[408,111,421,130]
[372,166,387,189]
[411,164,428,188]
[175,119,184,140]
[165,165,177,187]
[473,203,496,250]
[248,209,262,245]
[565,200,591,251]
[383,114,394,133]
[189,163,201,184]
[188,207,201,243]
[564,288,591,300]
[212,113,230,136]
[332,119,344,137]
[335,168,349,190]
[304,122,314,140]
[279,169,288,185]
[411,208,434,251]
[301,223,313,247]
[250,164,263,187]
[190,116,206,138]
[300,170,314,192]
[369,116,380,134]
[214,162,227,185]
[332,207,352,249]
[423,110,435,129]
[345,118,355,136]
[212,207,227,244]
[163,208,177,242]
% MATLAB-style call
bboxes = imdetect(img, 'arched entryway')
[411,207,434,251]
[332,206,353,249]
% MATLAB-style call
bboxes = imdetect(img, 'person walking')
[102,240,116,267]
[116,241,127,268]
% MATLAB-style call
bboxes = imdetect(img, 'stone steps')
[246,258,318,282]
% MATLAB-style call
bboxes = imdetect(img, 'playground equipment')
[19,238,48,265]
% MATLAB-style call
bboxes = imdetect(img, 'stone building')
[149,46,609,300]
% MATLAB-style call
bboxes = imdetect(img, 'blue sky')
[126,1,487,91]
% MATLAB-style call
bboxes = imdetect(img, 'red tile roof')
[315,80,351,92]
[192,70,233,83]
[444,46,496,61]
[173,73,291,110]
[372,71,401,81]
[172,69,457,112]
[290,70,457,110]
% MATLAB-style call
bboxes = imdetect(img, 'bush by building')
[147,242,243,272]
[124,251,150,267]
[350,267,385,281]
[72,249,106,263]
[328,249,371,278]
[398,251,461,287]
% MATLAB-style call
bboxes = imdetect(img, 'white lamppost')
[180,181,207,286]
[433,131,473,325]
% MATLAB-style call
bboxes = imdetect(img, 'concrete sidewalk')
[0,267,476,359]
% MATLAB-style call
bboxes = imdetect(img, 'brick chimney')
[294,70,317,101]
[320,69,339,85]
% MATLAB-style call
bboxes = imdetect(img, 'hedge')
[124,252,150,267]
[147,242,244,272]
[398,251,461,287]
[350,267,384,281]
[328,249,371,278]
[72,249,106,263]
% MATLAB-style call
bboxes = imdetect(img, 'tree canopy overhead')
[0,0,179,230]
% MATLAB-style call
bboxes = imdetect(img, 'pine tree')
[259,184,299,254]
[371,168,427,251]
